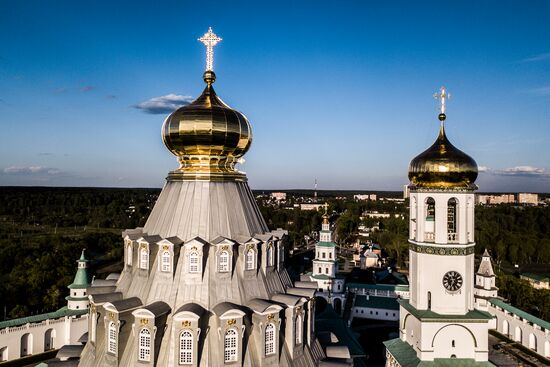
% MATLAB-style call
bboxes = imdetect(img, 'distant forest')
[0,187,548,320]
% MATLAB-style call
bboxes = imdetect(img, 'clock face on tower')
[442,271,463,292]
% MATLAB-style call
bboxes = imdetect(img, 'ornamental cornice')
[409,242,475,256]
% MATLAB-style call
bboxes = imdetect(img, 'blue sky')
[1,0,549,192]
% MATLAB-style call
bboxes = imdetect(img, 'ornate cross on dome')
[198,27,222,72]
[433,86,451,115]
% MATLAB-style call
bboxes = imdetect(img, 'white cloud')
[478,165,489,172]
[498,166,548,177]
[520,52,550,63]
[3,166,62,175]
[527,86,550,96]
[134,94,193,114]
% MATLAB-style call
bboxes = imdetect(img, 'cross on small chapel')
[198,27,222,72]
[433,86,451,115]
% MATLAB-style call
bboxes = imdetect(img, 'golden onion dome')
[408,113,478,189]
[162,70,252,181]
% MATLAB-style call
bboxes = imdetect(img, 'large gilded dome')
[408,113,478,189]
[162,71,252,181]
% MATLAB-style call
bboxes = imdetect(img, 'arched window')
[224,328,238,363]
[295,314,302,345]
[426,197,435,220]
[428,291,432,310]
[264,323,276,356]
[140,247,149,270]
[127,244,133,266]
[447,198,458,242]
[161,251,171,272]
[108,321,117,354]
[245,249,255,270]
[138,328,151,362]
[179,330,193,365]
[425,197,436,242]
[219,250,230,273]
[189,251,200,273]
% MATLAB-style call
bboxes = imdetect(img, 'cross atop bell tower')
[198,27,222,72]
[433,86,450,115]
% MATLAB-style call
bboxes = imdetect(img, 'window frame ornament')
[138,327,151,362]
[178,330,193,365]
[189,250,200,273]
[140,245,149,270]
[161,250,171,272]
[218,250,230,273]
[224,328,238,363]
[245,247,255,271]
[264,322,276,356]
[107,321,117,355]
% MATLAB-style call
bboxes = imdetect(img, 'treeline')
[475,205,550,265]
[497,273,550,320]
[0,187,159,230]
[0,231,121,318]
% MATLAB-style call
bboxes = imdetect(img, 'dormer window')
[218,250,230,273]
[161,250,171,272]
[245,249,255,270]
[127,244,133,266]
[295,314,302,345]
[264,323,276,356]
[224,328,238,363]
[140,247,149,270]
[267,244,274,267]
[138,328,151,362]
[179,330,193,365]
[108,321,117,354]
[189,251,200,273]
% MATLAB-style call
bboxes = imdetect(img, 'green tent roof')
[316,241,336,247]
[68,249,91,289]
[521,273,549,282]
[489,298,550,330]
[0,306,87,329]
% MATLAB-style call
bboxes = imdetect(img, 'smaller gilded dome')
[408,114,478,189]
[162,71,252,181]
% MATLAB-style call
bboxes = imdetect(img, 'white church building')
[303,208,347,315]
[0,250,90,362]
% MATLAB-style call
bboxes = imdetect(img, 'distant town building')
[354,194,377,201]
[518,192,539,205]
[520,273,550,289]
[270,192,287,201]
[300,203,324,211]
[476,193,515,205]
[403,184,410,199]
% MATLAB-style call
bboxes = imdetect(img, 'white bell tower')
[384,87,493,366]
